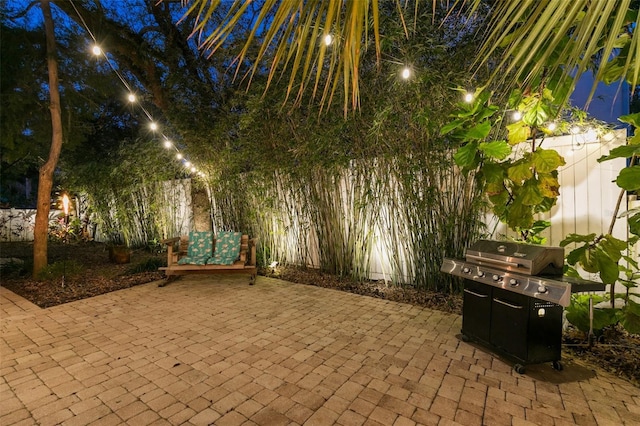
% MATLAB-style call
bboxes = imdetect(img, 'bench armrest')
[162,237,182,266]
[248,238,257,266]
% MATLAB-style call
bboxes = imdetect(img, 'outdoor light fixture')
[401,67,411,79]
[191,166,196,173]
[184,161,191,168]
[323,34,333,46]
[547,122,557,131]
[163,140,172,148]
[62,194,70,219]
[464,93,473,103]
[92,45,102,56]
[512,111,522,121]
[127,93,136,103]
[176,153,183,160]
[149,122,158,131]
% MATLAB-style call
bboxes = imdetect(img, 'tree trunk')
[33,0,64,277]
[192,181,212,232]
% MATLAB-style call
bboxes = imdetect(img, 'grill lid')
[465,239,564,276]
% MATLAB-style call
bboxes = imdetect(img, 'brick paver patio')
[1,276,638,425]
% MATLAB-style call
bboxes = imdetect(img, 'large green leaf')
[440,118,465,136]
[479,140,512,160]
[466,121,492,140]
[628,212,640,237]
[595,248,620,284]
[598,145,640,162]
[506,121,529,145]
[532,148,565,173]
[615,166,640,191]
[507,196,534,229]
[561,233,597,246]
[520,181,544,205]
[507,160,533,182]
[538,174,560,198]
[481,162,505,183]
[618,112,640,129]
[454,143,479,169]
[566,244,588,265]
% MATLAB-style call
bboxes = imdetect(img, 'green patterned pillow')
[207,231,242,265]
[178,231,213,265]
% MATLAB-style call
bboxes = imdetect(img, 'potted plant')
[107,231,130,264]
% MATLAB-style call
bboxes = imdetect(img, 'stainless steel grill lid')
[464,239,564,276]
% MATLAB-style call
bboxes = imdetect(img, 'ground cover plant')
[1,241,638,388]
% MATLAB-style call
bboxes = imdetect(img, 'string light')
[75,3,604,180]
[71,3,202,178]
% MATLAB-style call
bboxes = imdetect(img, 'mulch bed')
[1,241,638,387]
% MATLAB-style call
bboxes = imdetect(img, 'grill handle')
[465,254,521,269]
[493,298,523,309]
[464,289,489,298]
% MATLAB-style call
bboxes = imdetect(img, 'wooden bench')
[158,233,257,286]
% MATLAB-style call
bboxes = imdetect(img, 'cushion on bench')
[178,231,214,265]
[207,231,242,265]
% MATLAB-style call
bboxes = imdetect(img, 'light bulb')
[149,122,158,131]
[127,93,136,103]
[571,125,581,134]
[512,111,522,121]
[190,167,196,173]
[176,153,183,160]
[547,122,556,131]
[184,161,191,168]
[401,67,411,80]
[92,45,102,56]
[323,34,333,46]
[464,93,473,103]
[163,140,172,148]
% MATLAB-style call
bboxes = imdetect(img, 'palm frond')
[182,0,382,112]
[471,0,639,104]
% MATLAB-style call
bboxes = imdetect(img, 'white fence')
[0,209,64,242]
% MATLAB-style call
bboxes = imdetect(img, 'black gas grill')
[441,240,605,373]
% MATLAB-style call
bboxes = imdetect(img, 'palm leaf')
[470,0,639,105]
[181,0,381,112]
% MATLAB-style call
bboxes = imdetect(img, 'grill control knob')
[492,274,500,281]
[538,285,548,293]
[462,267,471,274]
[509,279,519,287]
